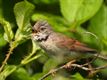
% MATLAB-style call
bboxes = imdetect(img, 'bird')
[31,20,107,63]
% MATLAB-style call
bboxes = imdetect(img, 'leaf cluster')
[0,0,107,80]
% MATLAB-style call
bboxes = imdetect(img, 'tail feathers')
[94,54,107,60]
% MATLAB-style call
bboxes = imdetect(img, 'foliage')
[0,0,107,80]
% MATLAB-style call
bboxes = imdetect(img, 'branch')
[0,46,14,72]
[39,63,91,80]
[94,64,107,70]
[39,62,107,80]
[39,65,65,80]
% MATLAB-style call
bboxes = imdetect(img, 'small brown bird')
[31,20,107,63]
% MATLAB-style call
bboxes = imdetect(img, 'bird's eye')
[32,28,37,33]
[40,27,46,31]
[32,29,34,32]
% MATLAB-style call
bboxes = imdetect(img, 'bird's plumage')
[31,20,107,62]
[53,33,97,53]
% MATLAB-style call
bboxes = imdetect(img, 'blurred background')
[0,0,107,80]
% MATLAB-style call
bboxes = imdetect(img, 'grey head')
[32,20,53,41]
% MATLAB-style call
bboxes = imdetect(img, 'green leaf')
[0,19,14,42]
[14,1,35,31]
[32,0,58,4]
[32,73,46,80]
[94,59,107,77]
[73,26,100,49]
[60,0,103,24]
[43,59,59,72]
[88,5,107,50]
[14,1,35,44]
[72,73,85,80]
[9,68,33,80]
[52,75,71,80]
[0,65,17,80]
[0,27,7,47]
[0,36,7,47]
[32,72,52,80]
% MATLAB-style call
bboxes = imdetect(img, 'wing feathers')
[55,33,97,53]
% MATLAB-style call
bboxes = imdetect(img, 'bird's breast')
[36,33,84,62]
[37,36,68,57]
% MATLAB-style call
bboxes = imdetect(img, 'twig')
[39,63,91,80]
[94,64,107,70]
[39,65,65,80]
[0,47,14,72]
[39,61,107,80]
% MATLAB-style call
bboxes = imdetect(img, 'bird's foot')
[64,60,76,69]
[49,69,56,76]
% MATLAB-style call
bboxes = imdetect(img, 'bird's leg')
[87,60,92,68]
[64,60,76,69]
[86,59,96,77]
[48,60,76,76]
[48,60,76,75]
[48,69,56,76]
[83,59,97,77]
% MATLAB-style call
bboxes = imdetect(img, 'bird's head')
[32,20,53,41]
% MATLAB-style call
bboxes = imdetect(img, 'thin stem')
[94,64,107,70]
[0,41,17,73]
[22,40,40,62]
[21,54,41,65]
[22,51,36,62]
[0,46,14,72]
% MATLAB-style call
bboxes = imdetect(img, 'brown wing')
[55,33,97,53]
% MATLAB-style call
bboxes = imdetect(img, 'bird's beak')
[31,32,36,37]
